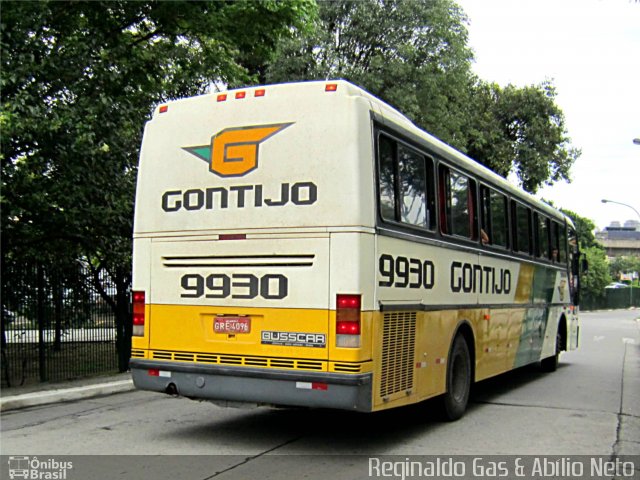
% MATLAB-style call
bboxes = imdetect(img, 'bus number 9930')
[379,254,435,289]
[180,273,288,300]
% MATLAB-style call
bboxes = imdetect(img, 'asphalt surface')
[1,308,638,419]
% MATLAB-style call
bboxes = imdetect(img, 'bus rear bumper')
[129,359,373,412]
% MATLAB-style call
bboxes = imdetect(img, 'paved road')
[1,310,638,479]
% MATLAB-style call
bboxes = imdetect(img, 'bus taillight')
[336,294,361,348]
[132,291,145,337]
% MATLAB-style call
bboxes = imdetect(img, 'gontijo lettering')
[162,182,317,212]
[450,261,512,294]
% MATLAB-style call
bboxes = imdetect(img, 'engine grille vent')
[380,311,417,398]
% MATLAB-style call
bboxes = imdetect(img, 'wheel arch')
[558,313,568,351]
[449,320,476,383]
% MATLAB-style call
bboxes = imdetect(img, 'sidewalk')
[0,372,134,412]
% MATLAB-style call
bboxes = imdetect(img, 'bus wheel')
[442,335,471,421]
[541,328,562,372]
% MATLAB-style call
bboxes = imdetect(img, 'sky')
[455,0,640,230]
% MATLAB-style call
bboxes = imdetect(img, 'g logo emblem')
[183,123,292,178]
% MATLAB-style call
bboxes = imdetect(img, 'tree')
[1,0,315,370]
[465,81,580,193]
[581,246,612,301]
[609,256,640,285]
[266,0,580,193]
[266,0,474,146]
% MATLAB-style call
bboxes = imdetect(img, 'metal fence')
[1,263,127,388]
[580,286,640,311]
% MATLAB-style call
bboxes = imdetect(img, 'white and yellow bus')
[130,80,580,420]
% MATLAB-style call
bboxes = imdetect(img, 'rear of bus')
[130,81,378,411]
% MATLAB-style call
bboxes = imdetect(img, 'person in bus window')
[480,228,490,245]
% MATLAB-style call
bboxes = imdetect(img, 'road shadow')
[471,362,571,404]
[154,399,444,453]
[154,363,561,452]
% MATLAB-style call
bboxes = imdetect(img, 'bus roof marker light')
[254,89,266,97]
[217,94,227,102]
[159,105,168,113]
[325,83,338,92]
[235,91,246,99]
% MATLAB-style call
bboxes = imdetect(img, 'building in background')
[596,220,640,258]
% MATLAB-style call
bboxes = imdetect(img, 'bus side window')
[491,190,509,248]
[378,134,397,222]
[535,213,550,259]
[559,223,567,263]
[550,221,559,262]
[377,132,435,231]
[397,145,434,230]
[480,186,491,244]
[481,185,509,249]
[438,166,450,235]
[440,165,477,240]
[512,201,532,255]
[549,221,568,263]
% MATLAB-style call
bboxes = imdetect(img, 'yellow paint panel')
[147,304,329,360]
[515,264,535,303]
[131,304,151,350]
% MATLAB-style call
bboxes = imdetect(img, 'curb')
[0,379,135,412]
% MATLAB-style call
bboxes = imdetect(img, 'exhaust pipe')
[165,383,179,396]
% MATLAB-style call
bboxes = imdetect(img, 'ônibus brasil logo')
[182,123,293,178]
[7,456,73,479]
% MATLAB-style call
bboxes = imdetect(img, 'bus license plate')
[214,316,251,334]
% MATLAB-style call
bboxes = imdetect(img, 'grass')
[1,341,119,389]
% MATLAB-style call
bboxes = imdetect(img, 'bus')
[130,80,580,420]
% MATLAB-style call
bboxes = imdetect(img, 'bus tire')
[541,328,562,372]
[442,335,471,421]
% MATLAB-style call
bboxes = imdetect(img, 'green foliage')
[1,0,314,269]
[266,0,580,193]
[465,81,580,193]
[609,256,640,284]
[581,246,612,301]
[1,0,314,363]
[266,0,474,144]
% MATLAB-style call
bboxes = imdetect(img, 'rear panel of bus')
[130,81,379,410]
